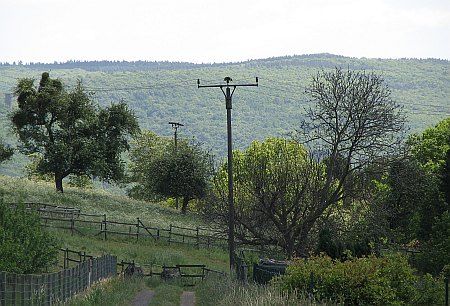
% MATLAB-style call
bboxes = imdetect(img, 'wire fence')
[7,202,228,249]
[0,254,116,306]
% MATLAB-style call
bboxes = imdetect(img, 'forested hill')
[1,54,449,176]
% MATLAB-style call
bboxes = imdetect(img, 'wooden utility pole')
[169,121,184,209]
[197,77,258,270]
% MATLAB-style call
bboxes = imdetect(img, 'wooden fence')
[0,254,117,306]
[7,202,228,249]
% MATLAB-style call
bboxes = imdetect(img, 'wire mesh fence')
[0,254,116,306]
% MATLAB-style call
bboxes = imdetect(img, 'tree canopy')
[12,72,140,192]
[129,130,213,213]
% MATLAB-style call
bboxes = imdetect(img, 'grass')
[146,278,185,306]
[53,228,229,272]
[0,175,212,230]
[64,276,146,306]
[195,275,330,306]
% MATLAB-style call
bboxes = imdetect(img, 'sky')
[0,0,449,63]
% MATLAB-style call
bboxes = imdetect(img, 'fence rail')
[0,254,117,306]
[7,202,228,249]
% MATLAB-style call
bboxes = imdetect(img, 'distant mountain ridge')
[1,53,448,72]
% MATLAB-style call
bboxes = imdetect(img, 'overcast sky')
[0,0,449,63]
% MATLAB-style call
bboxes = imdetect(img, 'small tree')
[12,72,140,192]
[129,131,213,213]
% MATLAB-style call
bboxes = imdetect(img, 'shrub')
[0,197,59,273]
[277,253,443,305]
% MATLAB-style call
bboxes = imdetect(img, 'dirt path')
[132,289,155,306]
[180,291,196,306]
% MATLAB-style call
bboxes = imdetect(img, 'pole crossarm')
[169,121,184,128]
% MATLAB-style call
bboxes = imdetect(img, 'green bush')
[0,197,59,273]
[277,254,443,305]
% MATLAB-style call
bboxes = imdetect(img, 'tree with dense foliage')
[0,140,13,164]
[0,198,59,273]
[207,138,324,256]
[129,130,213,213]
[395,116,450,274]
[11,72,140,192]
[408,117,450,172]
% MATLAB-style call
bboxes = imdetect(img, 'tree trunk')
[181,197,189,214]
[55,173,64,193]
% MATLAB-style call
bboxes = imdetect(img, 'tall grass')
[196,276,330,306]
[64,276,145,306]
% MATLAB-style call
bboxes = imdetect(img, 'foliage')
[317,226,373,260]
[0,197,59,273]
[207,137,326,256]
[11,72,139,192]
[129,130,214,213]
[277,254,444,305]
[376,158,445,242]
[413,211,450,275]
[408,117,450,172]
[67,174,94,189]
[0,140,13,164]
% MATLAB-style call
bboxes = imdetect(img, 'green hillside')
[1,54,449,177]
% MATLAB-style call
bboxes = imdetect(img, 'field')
[0,175,234,305]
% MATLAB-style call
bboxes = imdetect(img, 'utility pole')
[169,121,184,209]
[169,121,184,150]
[197,77,258,270]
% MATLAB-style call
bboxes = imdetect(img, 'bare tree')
[293,67,406,253]
[205,68,406,257]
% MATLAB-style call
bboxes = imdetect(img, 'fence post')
[445,277,449,306]
[64,248,68,269]
[11,273,16,306]
[309,272,315,298]
[70,212,74,236]
[25,274,33,306]
[196,227,199,249]
[157,229,160,240]
[45,273,51,305]
[136,218,140,241]
[58,271,63,303]
[0,271,5,306]
[103,214,107,240]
